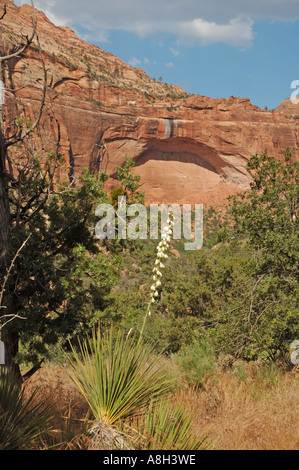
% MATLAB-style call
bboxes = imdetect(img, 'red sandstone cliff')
[1,0,298,205]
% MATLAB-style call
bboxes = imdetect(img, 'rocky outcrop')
[1,0,298,205]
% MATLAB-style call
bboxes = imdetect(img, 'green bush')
[173,338,216,388]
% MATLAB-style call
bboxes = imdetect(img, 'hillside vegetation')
[1,148,298,450]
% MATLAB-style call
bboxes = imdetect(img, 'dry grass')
[23,363,91,449]
[174,361,299,450]
[23,360,299,450]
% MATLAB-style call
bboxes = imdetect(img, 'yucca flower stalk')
[139,217,174,340]
[67,215,212,450]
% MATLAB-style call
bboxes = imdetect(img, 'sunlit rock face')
[1,0,298,205]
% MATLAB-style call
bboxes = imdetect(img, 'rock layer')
[1,0,298,205]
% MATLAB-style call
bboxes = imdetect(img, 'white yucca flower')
[139,217,174,340]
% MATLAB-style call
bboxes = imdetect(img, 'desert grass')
[23,363,91,449]
[23,359,299,450]
[173,360,299,450]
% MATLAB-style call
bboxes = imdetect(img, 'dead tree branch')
[0,235,31,312]
[5,33,48,147]
[0,1,36,62]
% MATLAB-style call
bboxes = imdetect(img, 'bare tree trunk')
[1,330,22,383]
[0,149,10,259]
[0,60,10,259]
[0,1,46,383]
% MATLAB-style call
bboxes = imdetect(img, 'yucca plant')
[67,218,212,450]
[39,408,91,450]
[0,367,53,450]
[137,399,212,450]
[67,328,177,449]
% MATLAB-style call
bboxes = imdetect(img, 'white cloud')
[78,28,109,44]
[128,57,141,67]
[165,61,174,68]
[169,47,181,56]
[14,0,299,48]
[177,17,254,47]
[144,57,157,65]
[27,0,67,26]
[129,17,254,48]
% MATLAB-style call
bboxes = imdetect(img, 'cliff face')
[1,0,298,205]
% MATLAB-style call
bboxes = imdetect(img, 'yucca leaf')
[0,368,53,450]
[139,399,212,450]
[67,328,176,426]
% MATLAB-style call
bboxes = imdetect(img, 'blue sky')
[16,0,299,110]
